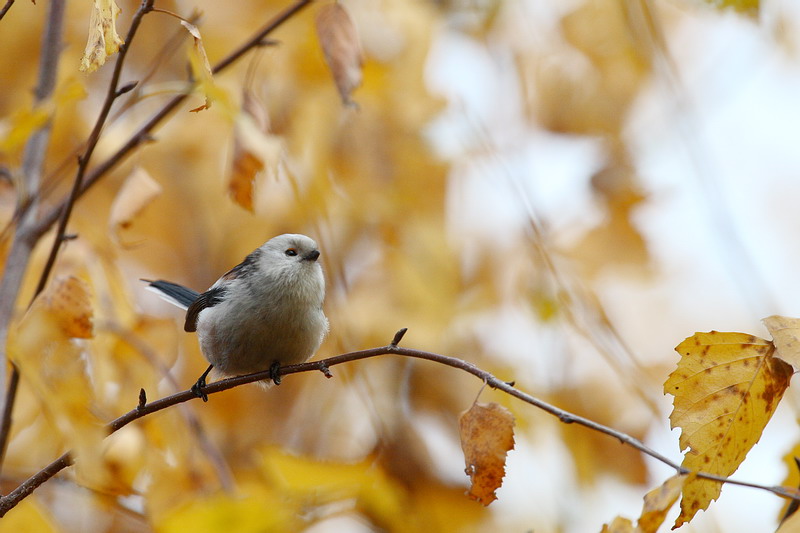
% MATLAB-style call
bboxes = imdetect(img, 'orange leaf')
[665,331,793,528]
[764,315,800,370]
[315,3,363,106]
[459,402,515,506]
[79,0,124,73]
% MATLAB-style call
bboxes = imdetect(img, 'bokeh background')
[2,0,800,531]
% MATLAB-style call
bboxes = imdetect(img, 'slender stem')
[0,330,797,516]
[0,0,14,21]
[0,369,19,471]
[0,0,66,475]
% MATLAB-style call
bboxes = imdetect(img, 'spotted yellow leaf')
[665,331,793,528]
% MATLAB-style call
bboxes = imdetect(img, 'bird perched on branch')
[145,234,328,401]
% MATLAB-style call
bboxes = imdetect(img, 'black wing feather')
[184,285,227,332]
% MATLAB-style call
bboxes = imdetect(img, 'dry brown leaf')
[315,3,363,106]
[79,0,124,73]
[181,20,215,112]
[665,331,793,528]
[459,402,515,506]
[229,91,278,211]
[109,167,162,244]
[764,315,800,369]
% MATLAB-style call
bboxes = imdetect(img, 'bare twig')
[26,0,314,244]
[0,329,797,516]
[33,0,156,297]
[0,0,154,477]
[0,0,14,21]
[0,0,66,473]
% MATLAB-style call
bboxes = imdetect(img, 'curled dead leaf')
[315,3,363,106]
[459,401,514,506]
[229,91,282,211]
[181,20,215,112]
[80,0,124,73]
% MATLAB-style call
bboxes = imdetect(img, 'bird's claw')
[269,361,282,385]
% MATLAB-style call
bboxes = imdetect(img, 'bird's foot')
[269,361,282,385]
[192,364,213,402]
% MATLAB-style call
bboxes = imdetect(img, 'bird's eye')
[285,248,298,257]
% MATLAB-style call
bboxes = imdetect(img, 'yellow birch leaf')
[637,474,688,533]
[600,516,636,533]
[315,3,363,106]
[703,0,758,15]
[158,482,296,533]
[79,0,124,73]
[0,498,58,533]
[180,20,217,113]
[764,315,800,369]
[459,401,515,506]
[1,78,85,155]
[109,167,162,245]
[665,331,793,528]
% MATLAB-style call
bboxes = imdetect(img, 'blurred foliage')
[0,0,796,532]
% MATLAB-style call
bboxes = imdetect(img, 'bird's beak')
[303,249,321,262]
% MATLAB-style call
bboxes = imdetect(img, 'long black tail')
[143,279,199,310]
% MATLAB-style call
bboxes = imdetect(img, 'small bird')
[145,234,329,401]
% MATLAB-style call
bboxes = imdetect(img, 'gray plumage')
[145,234,328,381]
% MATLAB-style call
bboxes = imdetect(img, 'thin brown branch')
[26,0,314,243]
[0,329,797,517]
[0,0,153,477]
[32,0,155,297]
[0,0,14,21]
